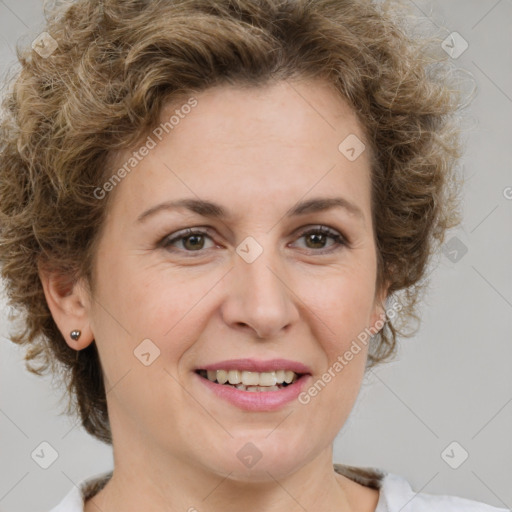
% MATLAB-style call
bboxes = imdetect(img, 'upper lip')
[197,358,312,374]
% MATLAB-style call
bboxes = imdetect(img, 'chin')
[213,457,302,484]
[201,436,309,483]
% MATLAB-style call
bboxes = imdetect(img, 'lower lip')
[194,371,312,411]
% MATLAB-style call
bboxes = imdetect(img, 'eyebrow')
[137,196,364,223]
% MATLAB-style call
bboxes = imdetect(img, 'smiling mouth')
[195,369,304,392]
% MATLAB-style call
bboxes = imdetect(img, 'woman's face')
[84,79,386,480]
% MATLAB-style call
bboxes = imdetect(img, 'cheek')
[299,262,377,351]
[115,268,214,359]
[94,249,191,335]
[299,268,376,414]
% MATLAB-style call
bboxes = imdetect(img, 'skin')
[41,78,388,512]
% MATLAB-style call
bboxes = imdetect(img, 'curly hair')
[0,0,464,444]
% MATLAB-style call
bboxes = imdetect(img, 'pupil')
[185,235,203,250]
[308,233,325,249]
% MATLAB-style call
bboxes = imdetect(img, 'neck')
[84,446,367,512]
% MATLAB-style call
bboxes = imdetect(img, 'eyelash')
[158,225,349,256]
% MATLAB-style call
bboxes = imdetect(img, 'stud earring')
[70,330,81,341]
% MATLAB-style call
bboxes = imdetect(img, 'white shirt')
[47,465,508,512]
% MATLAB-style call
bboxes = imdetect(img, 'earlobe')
[370,305,386,334]
[38,264,94,350]
[371,280,390,332]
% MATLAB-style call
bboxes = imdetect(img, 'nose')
[220,246,299,339]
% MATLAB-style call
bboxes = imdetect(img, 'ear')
[370,279,390,332]
[38,264,95,351]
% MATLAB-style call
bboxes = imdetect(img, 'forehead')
[106,79,373,224]
[160,80,366,153]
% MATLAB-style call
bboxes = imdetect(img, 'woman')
[0,0,505,511]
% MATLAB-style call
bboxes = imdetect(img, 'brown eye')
[292,226,348,253]
[160,228,215,254]
[159,225,348,257]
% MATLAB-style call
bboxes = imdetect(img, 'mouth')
[195,369,305,392]
[193,360,313,411]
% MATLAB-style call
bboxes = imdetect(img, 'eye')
[290,225,348,253]
[158,225,348,256]
[160,227,216,254]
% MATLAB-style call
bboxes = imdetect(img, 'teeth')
[203,369,300,388]
[241,371,260,386]
[216,370,228,384]
[239,385,280,392]
[228,370,241,384]
[284,370,295,383]
[259,372,277,386]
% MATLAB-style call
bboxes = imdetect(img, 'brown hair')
[0,0,464,444]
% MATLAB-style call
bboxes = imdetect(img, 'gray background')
[1,1,511,511]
